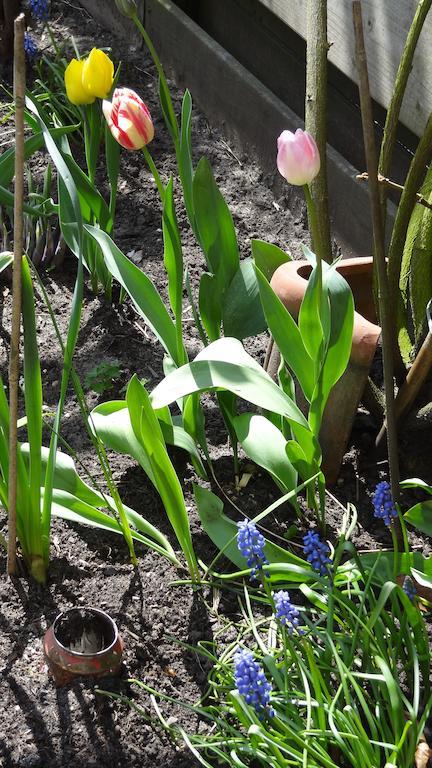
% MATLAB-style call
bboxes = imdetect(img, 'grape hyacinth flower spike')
[24,33,38,61]
[29,0,50,21]
[237,519,269,581]
[234,649,274,719]
[402,576,416,603]
[303,530,331,576]
[274,590,303,634]
[373,481,397,527]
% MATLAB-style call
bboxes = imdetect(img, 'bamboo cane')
[7,12,25,577]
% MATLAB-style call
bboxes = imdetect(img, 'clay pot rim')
[52,606,119,659]
[296,255,374,280]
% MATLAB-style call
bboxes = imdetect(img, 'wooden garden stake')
[305,0,332,263]
[7,12,25,576]
[352,2,401,506]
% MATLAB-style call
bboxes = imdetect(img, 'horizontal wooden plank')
[145,0,396,258]
[259,0,432,137]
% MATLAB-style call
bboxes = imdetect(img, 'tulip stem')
[142,145,165,203]
[303,183,323,289]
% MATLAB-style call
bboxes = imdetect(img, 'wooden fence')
[260,0,432,138]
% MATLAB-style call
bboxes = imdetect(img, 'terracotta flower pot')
[267,257,381,484]
[43,607,123,687]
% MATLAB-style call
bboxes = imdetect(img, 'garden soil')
[0,2,431,767]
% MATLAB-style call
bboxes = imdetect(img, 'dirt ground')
[0,2,431,767]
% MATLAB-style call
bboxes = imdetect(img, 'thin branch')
[357,172,432,211]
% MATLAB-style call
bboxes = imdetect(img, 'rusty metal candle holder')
[43,607,123,686]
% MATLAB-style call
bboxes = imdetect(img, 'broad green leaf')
[85,225,180,365]
[163,176,185,365]
[0,124,79,187]
[320,263,354,396]
[90,400,155,485]
[193,156,239,285]
[150,338,312,450]
[255,266,314,401]
[26,95,84,568]
[60,142,112,231]
[22,444,174,559]
[0,251,13,273]
[0,184,54,217]
[105,119,121,228]
[398,167,432,361]
[251,239,291,280]
[127,376,198,577]
[308,262,354,432]
[199,271,222,340]
[404,501,432,536]
[182,391,210,465]
[51,493,179,564]
[286,441,318,484]
[356,550,432,584]
[401,477,432,494]
[298,262,329,363]
[91,398,205,480]
[222,259,267,339]
[178,89,196,235]
[21,257,43,555]
[233,413,297,497]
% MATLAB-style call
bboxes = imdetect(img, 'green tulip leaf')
[222,259,267,339]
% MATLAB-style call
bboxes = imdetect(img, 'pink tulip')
[103,87,154,150]
[276,129,320,186]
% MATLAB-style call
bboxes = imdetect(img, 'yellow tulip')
[82,48,114,100]
[64,59,95,105]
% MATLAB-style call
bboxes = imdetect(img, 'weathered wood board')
[260,0,432,137]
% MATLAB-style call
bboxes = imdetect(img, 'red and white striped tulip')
[103,87,154,150]
[277,129,320,186]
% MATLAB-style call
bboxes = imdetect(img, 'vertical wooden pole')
[305,0,332,263]
[7,12,25,576]
[352,2,400,507]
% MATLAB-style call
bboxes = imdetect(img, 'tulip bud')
[103,87,154,150]
[82,48,114,100]
[64,59,95,105]
[114,0,137,17]
[276,129,320,186]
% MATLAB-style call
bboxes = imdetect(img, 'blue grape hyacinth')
[234,648,274,718]
[29,0,50,21]
[303,530,331,576]
[237,519,269,581]
[24,33,38,61]
[402,576,416,603]
[274,590,303,634]
[373,481,397,527]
